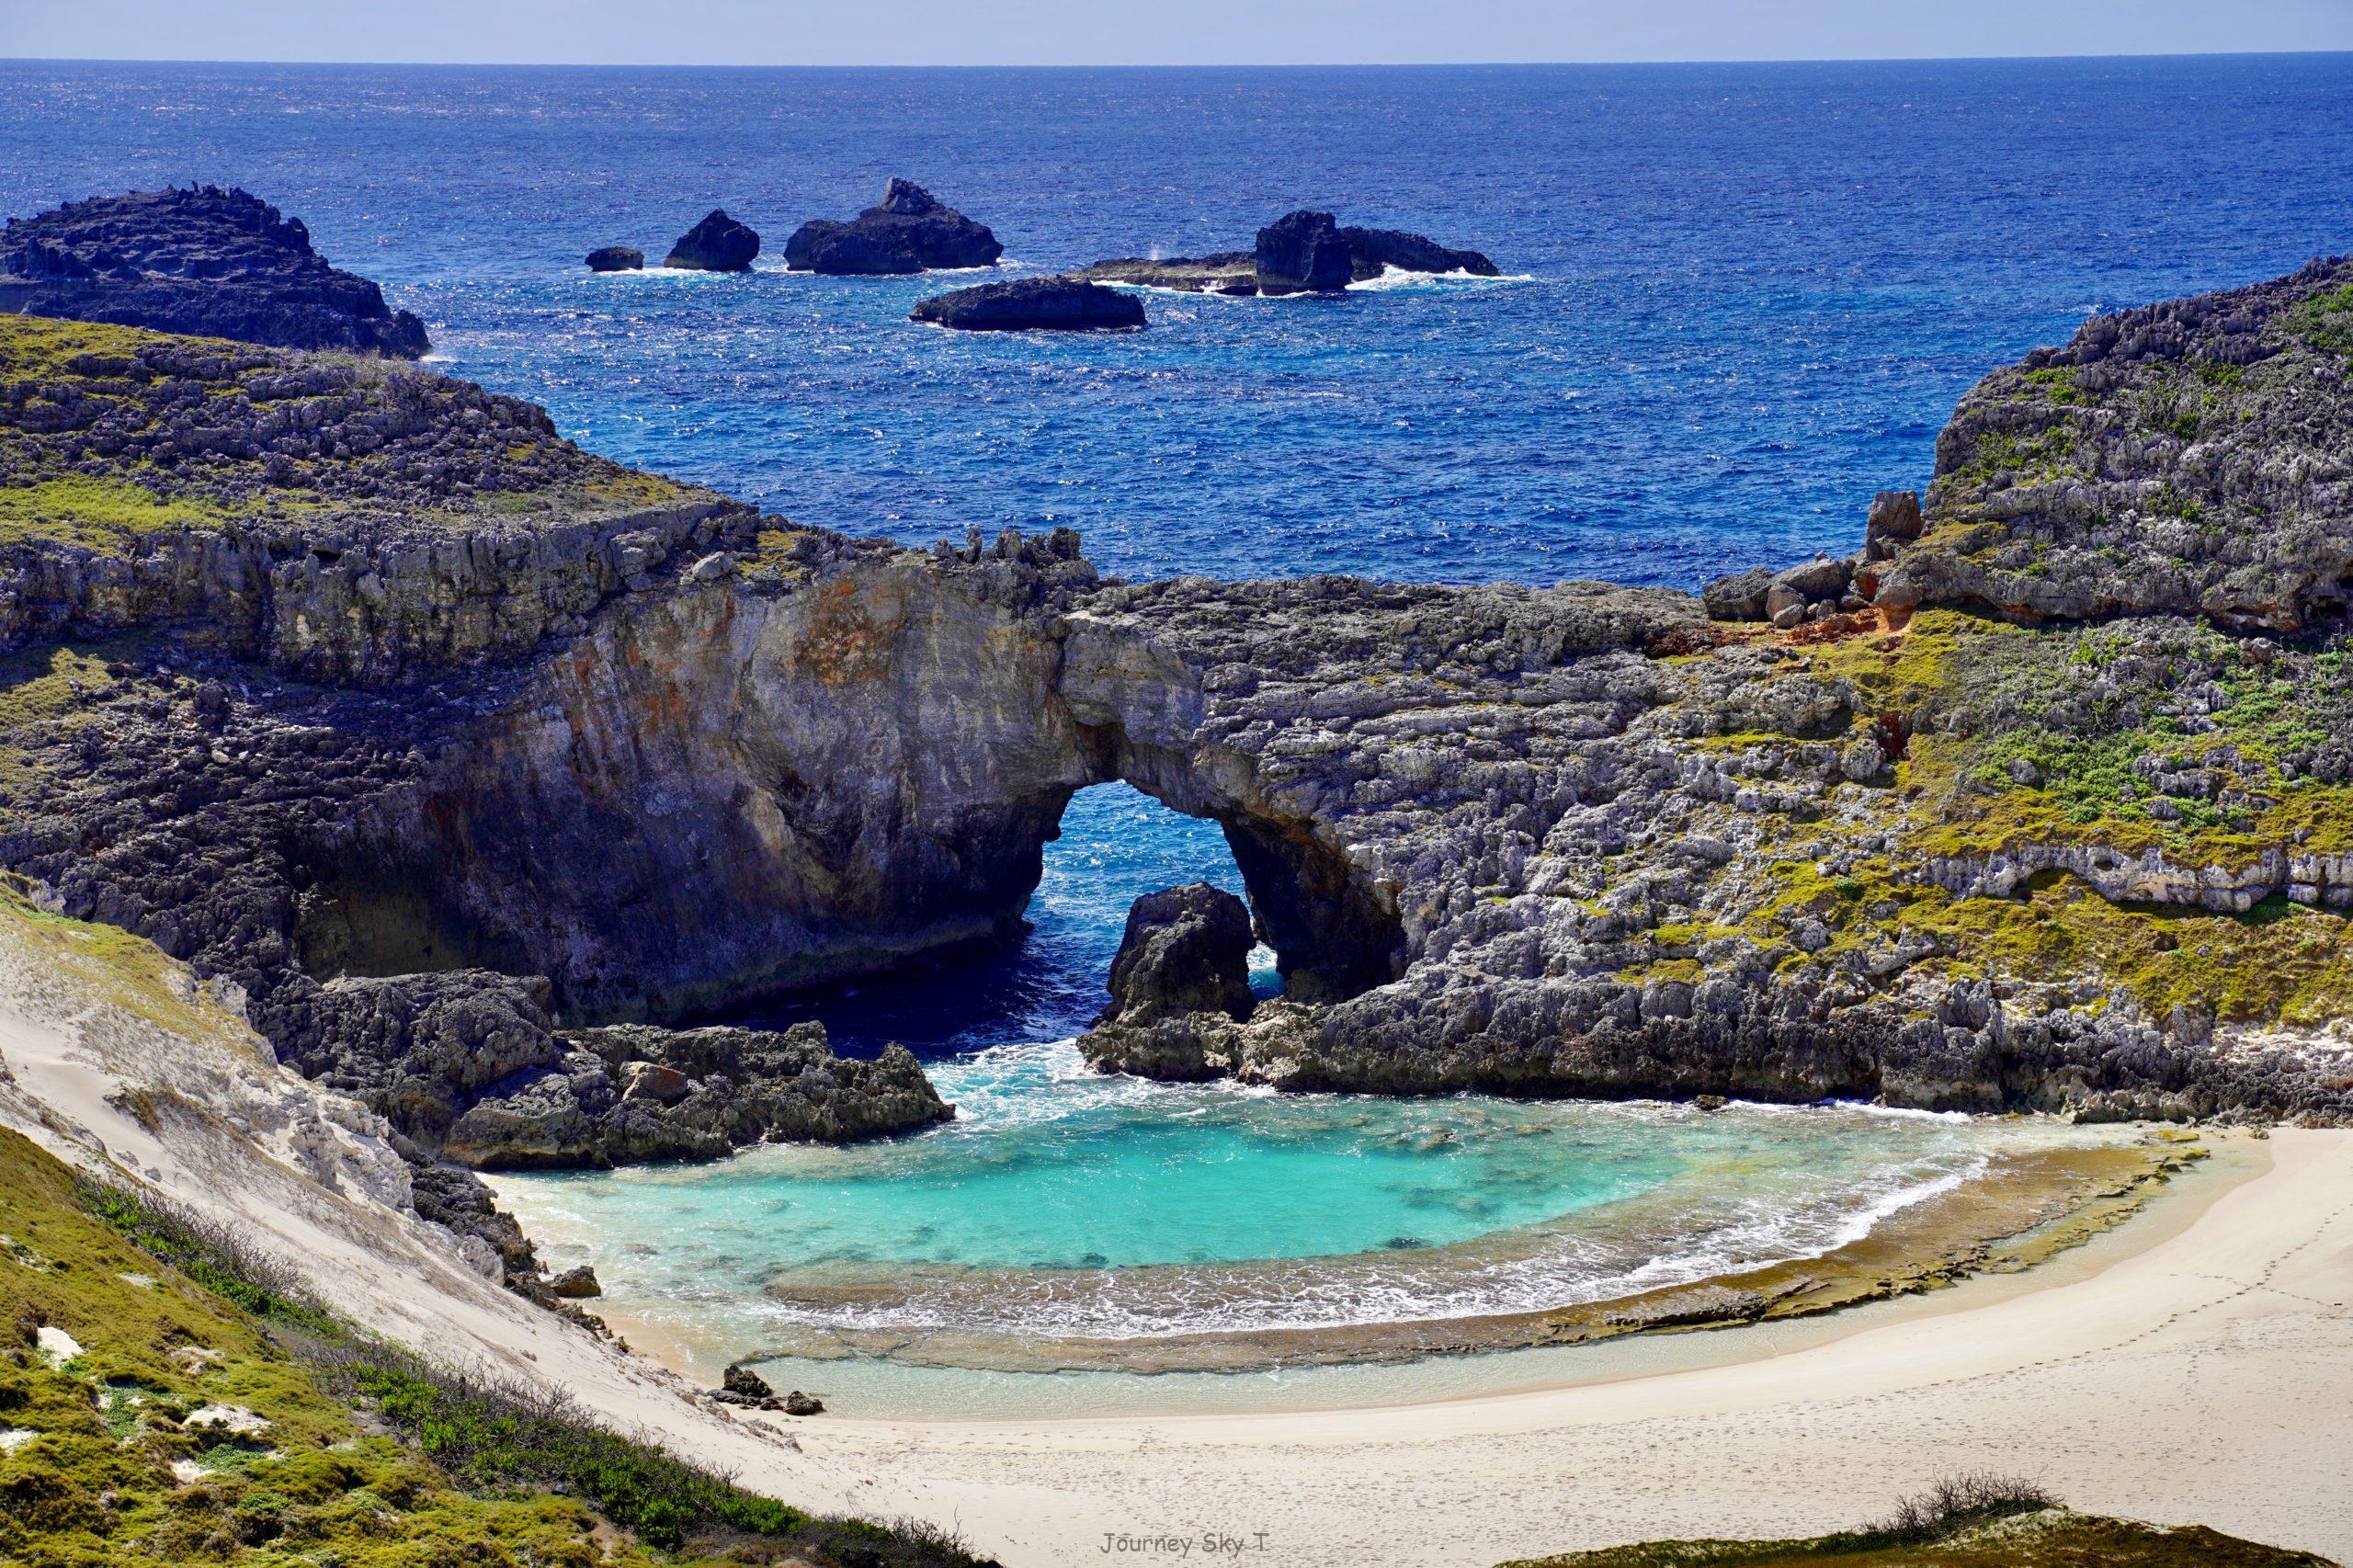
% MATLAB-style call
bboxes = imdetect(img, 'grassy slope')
[0,1123,987,1566]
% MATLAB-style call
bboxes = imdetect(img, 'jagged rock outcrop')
[0,187,429,357]
[1081,883,1257,1079]
[1887,255,2353,631]
[1075,212,1497,296]
[1254,210,1355,295]
[664,210,760,272]
[1336,225,1498,279]
[911,277,1145,332]
[585,245,642,272]
[442,1024,950,1170]
[783,179,1002,275]
[5,253,2353,1139]
[0,314,750,681]
[1102,884,1256,1025]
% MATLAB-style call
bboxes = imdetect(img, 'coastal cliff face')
[3,254,2351,1138]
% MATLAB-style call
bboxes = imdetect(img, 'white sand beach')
[3,920,2347,1568]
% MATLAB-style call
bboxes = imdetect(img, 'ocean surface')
[10,56,2347,1385]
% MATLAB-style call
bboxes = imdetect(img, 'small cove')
[491,785,2165,1407]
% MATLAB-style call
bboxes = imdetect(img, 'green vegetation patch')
[0,474,240,550]
[0,1111,991,1565]
[1647,609,2353,1033]
[2285,281,2353,357]
[1500,1476,2332,1566]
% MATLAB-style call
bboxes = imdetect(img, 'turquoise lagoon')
[489,786,2137,1411]
[491,1041,2127,1397]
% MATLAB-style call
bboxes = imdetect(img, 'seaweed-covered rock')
[911,277,1144,332]
[663,210,759,272]
[783,179,1002,275]
[0,187,428,357]
[585,245,642,272]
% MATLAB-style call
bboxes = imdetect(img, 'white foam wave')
[1346,265,1540,292]
[753,1153,1994,1343]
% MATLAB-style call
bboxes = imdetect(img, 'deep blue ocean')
[7,56,2352,1057]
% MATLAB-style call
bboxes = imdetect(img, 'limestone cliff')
[2,252,2350,1141]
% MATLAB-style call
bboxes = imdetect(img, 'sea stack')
[784,178,1003,275]
[0,186,429,356]
[585,245,643,272]
[664,210,760,272]
[1253,210,1356,295]
[911,276,1145,331]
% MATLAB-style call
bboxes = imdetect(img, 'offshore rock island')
[1,245,2350,1218]
[0,186,430,357]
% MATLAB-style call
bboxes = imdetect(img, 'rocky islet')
[663,209,761,272]
[1076,206,1500,295]
[783,178,1003,275]
[910,276,1146,331]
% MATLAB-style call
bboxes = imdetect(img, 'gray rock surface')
[1895,256,2353,631]
[911,277,1145,332]
[585,245,642,272]
[663,210,759,272]
[440,1025,949,1169]
[6,250,2353,1147]
[1104,884,1256,1026]
[0,187,429,357]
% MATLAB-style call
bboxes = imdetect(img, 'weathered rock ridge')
[0,187,430,358]
[3,250,2352,1140]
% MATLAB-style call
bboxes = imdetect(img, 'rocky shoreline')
[0,212,2348,1299]
[0,187,430,357]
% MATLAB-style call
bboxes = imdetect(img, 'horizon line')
[4,47,2350,70]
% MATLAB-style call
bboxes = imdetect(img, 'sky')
[2,0,2349,67]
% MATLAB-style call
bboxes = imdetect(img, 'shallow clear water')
[494,1049,2116,1357]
